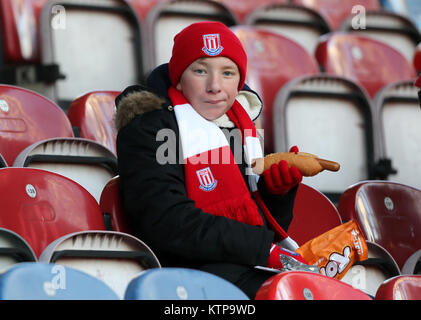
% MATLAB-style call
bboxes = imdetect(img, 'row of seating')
[1,261,420,300]
[0,166,419,298]
[0,0,420,110]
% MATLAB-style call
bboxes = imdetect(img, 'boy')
[115,21,306,299]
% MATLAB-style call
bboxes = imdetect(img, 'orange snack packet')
[295,220,368,280]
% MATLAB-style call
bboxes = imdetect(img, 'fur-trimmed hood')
[115,88,262,131]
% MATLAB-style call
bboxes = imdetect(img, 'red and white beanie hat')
[169,21,247,90]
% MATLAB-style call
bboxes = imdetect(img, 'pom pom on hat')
[169,21,247,90]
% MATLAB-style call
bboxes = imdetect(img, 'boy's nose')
[207,74,222,93]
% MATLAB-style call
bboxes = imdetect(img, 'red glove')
[262,146,303,195]
[267,244,308,270]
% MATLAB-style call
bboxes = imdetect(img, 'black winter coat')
[115,64,298,286]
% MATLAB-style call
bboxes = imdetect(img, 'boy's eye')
[194,69,206,74]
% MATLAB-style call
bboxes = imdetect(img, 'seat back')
[315,32,416,98]
[0,167,106,257]
[373,80,421,190]
[0,84,74,166]
[375,275,421,300]
[245,3,330,55]
[100,176,132,234]
[293,0,381,30]
[273,75,377,200]
[13,137,118,203]
[39,230,161,299]
[232,26,319,153]
[67,91,120,156]
[124,267,249,300]
[39,1,142,108]
[216,0,289,24]
[341,241,400,297]
[255,271,371,300]
[142,0,237,73]
[0,227,37,272]
[288,183,342,246]
[0,262,118,300]
[337,180,421,270]
[340,10,421,63]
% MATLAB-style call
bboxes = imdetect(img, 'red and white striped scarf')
[168,86,300,252]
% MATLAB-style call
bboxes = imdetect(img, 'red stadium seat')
[39,230,161,299]
[375,275,421,300]
[215,0,288,24]
[272,75,378,200]
[372,80,421,189]
[0,168,106,257]
[13,137,118,203]
[337,181,421,270]
[315,32,416,98]
[67,91,120,156]
[0,0,45,64]
[142,0,237,73]
[293,0,381,31]
[340,10,421,63]
[38,1,143,108]
[255,271,372,300]
[245,3,330,55]
[100,176,132,234]
[232,26,319,153]
[288,183,342,246]
[0,85,74,166]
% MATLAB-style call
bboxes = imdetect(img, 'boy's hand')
[267,244,308,270]
[262,146,302,195]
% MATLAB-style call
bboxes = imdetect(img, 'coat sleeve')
[116,110,275,267]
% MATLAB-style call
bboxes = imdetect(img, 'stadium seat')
[245,3,330,55]
[0,167,106,257]
[287,183,342,246]
[0,84,74,166]
[292,0,381,31]
[0,227,37,272]
[67,91,120,156]
[215,0,289,24]
[232,26,319,153]
[272,75,379,201]
[255,271,372,300]
[372,80,421,189]
[124,267,249,300]
[340,10,421,63]
[39,230,161,299]
[38,1,143,109]
[0,262,118,300]
[315,32,416,98]
[375,275,421,300]
[100,176,132,234]
[341,241,400,297]
[337,180,421,271]
[13,137,118,203]
[142,0,237,73]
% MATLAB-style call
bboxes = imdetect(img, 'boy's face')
[176,56,240,121]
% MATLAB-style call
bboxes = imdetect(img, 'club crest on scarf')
[196,167,218,191]
[202,33,223,56]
